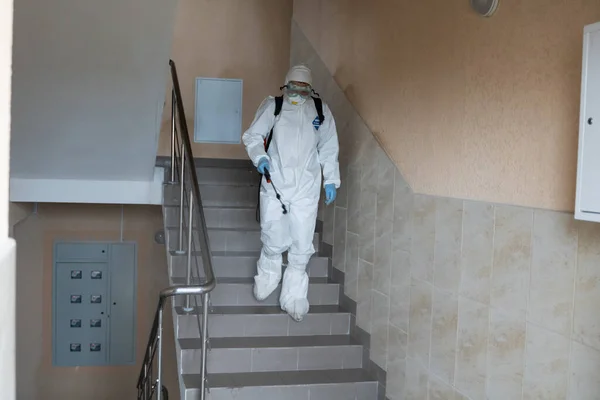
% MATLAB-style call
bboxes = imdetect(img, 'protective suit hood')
[285,65,313,86]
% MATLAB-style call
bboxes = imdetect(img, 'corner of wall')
[9,202,34,238]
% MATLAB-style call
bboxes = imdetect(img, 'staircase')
[161,160,382,399]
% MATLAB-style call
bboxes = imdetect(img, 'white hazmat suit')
[242,65,341,321]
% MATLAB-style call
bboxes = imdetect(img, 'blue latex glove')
[325,184,337,205]
[257,157,270,174]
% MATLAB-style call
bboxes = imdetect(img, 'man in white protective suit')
[242,64,341,322]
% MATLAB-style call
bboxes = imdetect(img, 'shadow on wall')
[13,204,179,400]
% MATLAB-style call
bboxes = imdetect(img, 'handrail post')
[200,293,209,400]
[169,89,177,184]
[183,191,194,312]
[156,306,164,400]
[175,144,186,255]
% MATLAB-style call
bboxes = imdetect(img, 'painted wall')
[13,204,179,400]
[294,21,600,399]
[11,0,177,181]
[294,0,600,211]
[157,0,293,160]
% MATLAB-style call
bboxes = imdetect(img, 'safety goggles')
[284,82,312,98]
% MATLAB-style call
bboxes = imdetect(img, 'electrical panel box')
[53,242,137,367]
[194,77,243,144]
[576,22,600,222]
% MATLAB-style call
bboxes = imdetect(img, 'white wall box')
[576,21,600,222]
[194,77,243,144]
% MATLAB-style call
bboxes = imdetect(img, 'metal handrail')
[137,59,216,400]
[168,59,216,291]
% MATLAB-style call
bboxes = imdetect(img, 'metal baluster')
[175,144,186,254]
[200,293,210,400]
[156,306,164,400]
[169,89,177,184]
[183,191,194,312]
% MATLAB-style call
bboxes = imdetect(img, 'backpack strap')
[312,96,325,126]
[264,96,284,152]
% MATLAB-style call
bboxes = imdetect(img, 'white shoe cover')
[253,252,282,301]
[280,265,309,321]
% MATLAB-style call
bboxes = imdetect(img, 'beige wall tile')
[455,296,489,400]
[335,162,349,208]
[487,307,526,400]
[434,197,463,293]
[405,357,429,400]
[429,374,455,400]
[388,324,408,366]
[573,221,600,351]
[332,206,347,272]
[371,290,391,369]
[390,250,411,332]
[430,287,458,385]
[377,150,396,231]
[386,359,406,400]
[323,200,335,245]
[569,341,600,400]
[410,195,436,283]
[374,229,392,296]
[491,205,532,315]
[392,173,413,255]
[454,390,470,400]
[357,259,374,332]
[344,231,359,301]
[529,210,577,336]
[346,166,361,234]
[408,277,433,368]
[522,323,569,400]
[460,201,494,304]
[359,147,377,263]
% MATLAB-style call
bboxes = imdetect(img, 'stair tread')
[184,368,376,389]
[170,250,262,257]
[166,226,261,233]
[199,182,258,188]
[164,204,257,210]
[169,249,330,260]
[208,227,261,232]
[198,182,259,187]
[180,335,359,350]
[175,304,345,315]
[171,277,332,285]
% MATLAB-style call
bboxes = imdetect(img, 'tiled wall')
[292,21,600,400]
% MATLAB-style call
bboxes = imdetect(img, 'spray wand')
[263,170,288,215]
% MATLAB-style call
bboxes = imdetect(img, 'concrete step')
[195,166,259,186]
[175,305,351,338]
[169,250,329,279]
[183,369,379,400]
[164,183,258,208]
[180,335,363,374]
[164,205,259,230]
[166,227,320,253]
[171,277,339,308]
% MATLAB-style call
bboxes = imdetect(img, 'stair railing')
[137,59,216,400]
